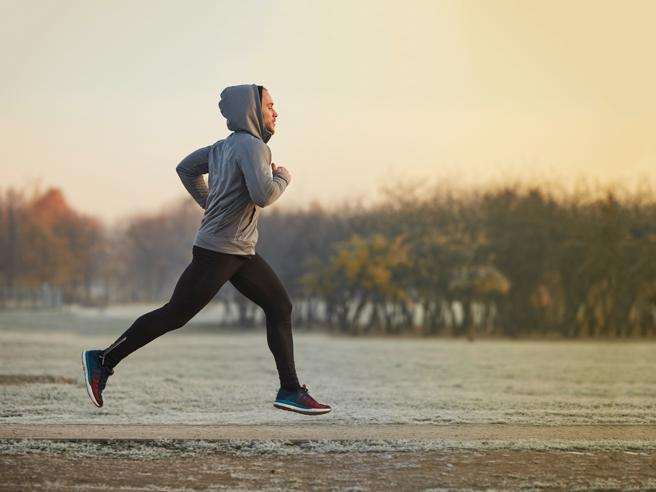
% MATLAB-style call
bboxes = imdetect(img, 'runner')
[82,84,331,416]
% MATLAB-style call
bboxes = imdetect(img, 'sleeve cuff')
[273,173,290,185]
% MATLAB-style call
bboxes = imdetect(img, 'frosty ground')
[1,308,655,490]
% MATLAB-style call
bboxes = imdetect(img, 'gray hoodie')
[176,84,289,255]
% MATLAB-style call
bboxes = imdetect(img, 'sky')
[2,0,655,226]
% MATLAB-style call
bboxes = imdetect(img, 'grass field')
[1,308,655,490]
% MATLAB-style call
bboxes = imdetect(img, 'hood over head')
[218,84,272,143]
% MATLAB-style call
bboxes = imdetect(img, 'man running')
[82,84,331,416]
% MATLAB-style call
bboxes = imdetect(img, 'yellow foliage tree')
[301,232,411,333]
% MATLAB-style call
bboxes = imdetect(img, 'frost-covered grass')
[1,438,655,459]
[1,308,655,426]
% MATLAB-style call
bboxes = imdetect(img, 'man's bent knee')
[265,298,292,322]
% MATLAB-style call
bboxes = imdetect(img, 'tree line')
[2,180,656,338]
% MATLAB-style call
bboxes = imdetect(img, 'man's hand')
[271,162,292,184]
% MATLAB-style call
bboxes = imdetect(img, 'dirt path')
[3,425,656,490]
[3,423,656,441]
[2,450,655,491]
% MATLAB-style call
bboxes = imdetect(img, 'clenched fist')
[271,162,292,184]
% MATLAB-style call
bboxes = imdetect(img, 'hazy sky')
[2,0,655,225]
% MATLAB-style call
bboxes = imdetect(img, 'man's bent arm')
[238,142,289,207]
[176,146,211,209]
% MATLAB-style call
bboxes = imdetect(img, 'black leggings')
[101,246,300,391]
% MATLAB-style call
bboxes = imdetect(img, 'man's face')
[261,88,277,134]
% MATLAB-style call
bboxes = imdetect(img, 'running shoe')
[273,383,332,415]
[81,349,114,408]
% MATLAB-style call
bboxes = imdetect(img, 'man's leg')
[229,253,301,391]
[101,247,249,369]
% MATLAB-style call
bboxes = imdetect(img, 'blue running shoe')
[81,349,114,408]
[273,383,332,415]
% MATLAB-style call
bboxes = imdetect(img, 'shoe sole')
[273,401,331,415]
[81,350,102,408]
